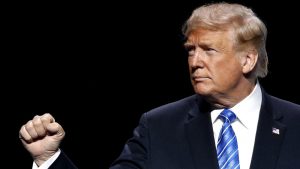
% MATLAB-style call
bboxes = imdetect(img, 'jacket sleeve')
[49,150,78,169]
[110,113,150,169]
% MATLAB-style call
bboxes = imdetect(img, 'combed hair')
[182,2,268,78]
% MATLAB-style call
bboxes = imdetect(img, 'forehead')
[186,29,233,45]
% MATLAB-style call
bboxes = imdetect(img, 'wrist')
[33,151,57,166]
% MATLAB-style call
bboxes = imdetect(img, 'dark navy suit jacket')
[51,90,300,169]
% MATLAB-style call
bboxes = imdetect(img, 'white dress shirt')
[211,83,262,169]
[32,149,61,169]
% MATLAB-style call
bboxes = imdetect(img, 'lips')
[192,75,209,82]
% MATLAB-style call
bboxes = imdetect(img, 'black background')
[5,0,300,168]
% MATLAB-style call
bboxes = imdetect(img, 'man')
[19,2,300,169]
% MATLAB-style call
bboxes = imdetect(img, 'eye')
[203,46,217,55]
[184,44,195,56]
[203,46,216,52]
[184,44,194,52]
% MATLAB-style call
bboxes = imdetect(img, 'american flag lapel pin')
[272,127,280,135]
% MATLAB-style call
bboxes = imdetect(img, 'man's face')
[185,29,245,99]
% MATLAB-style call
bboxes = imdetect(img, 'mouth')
[192,76,209,82]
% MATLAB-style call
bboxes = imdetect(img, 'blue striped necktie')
[217,109,240,169]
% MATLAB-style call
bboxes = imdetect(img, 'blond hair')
[183,2,268,78]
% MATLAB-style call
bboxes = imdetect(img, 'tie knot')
[219,109,237,123]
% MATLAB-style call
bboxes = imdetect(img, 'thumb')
[46,122,65,139]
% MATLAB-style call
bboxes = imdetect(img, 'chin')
[194,86,212,96]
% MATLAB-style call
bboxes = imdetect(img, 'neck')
[207,79,257,109]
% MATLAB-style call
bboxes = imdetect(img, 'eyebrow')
[184,41,214,48]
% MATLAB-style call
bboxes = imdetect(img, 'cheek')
[212,62,242,83]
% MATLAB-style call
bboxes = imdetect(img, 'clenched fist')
[19,113,65,166]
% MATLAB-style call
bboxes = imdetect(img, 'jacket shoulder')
[267,95,300,119]
[144,94,199,120]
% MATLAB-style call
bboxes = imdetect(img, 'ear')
[241,49,258,74]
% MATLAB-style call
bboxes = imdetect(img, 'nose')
[189,48,205,68]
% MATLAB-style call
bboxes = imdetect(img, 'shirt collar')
[211,82,262,129]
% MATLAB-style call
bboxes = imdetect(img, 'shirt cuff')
[32,149,61,169]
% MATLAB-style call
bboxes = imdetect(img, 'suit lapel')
[185,96,219,169]
[250,92,286,169]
